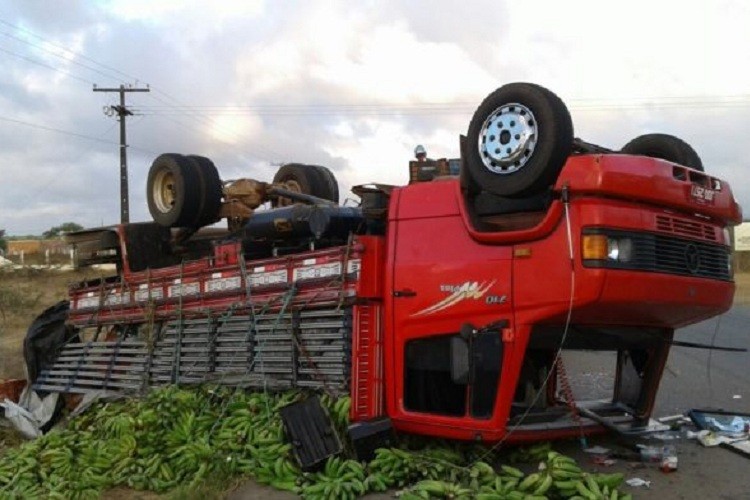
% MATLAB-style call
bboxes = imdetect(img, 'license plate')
[690,184,716,204]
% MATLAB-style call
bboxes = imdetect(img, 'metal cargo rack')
[34,306,353,396]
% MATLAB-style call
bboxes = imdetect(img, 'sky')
[1,0,749,235]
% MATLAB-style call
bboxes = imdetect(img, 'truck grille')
[584,229,731,281]
[655,215,717,242]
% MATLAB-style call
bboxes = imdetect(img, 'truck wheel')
[621,133,704,171]
[310,165,340,204]
[186,155,224,226]
[465,82,573,197]
[272,163,337,207]
[147,153,202,227]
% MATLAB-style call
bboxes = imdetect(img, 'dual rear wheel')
[147,156,339,228]
[147,153,223,228]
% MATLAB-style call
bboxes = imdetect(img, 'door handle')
[393,289,417,298]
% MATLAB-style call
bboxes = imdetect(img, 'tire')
[621,133,703,172]
[458,135,480,196]
[186,155,223,226]
[271,163,337,207]
[310,165,339,204]
[465,82,573,197]
[146,153,202,227]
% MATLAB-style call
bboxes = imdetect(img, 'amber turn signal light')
[582,234,608,260]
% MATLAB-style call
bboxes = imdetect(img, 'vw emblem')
[684,244,700,273]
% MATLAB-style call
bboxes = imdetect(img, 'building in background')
[733,222,750,272]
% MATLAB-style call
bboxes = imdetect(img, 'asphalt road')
[558,305,750,499]
[656,305,750,417]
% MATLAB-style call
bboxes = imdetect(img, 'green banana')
[519,472,542,491]
[501,464,525,478]
[532,474,553,495]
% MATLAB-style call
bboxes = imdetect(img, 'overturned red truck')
[25,83,741,448]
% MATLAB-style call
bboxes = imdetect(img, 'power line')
[0,18,133,83]
[0,114,157,154]
[0,45,94,84]
[128,95,750,116]
[0,18,284,160]
[0,30,123,84]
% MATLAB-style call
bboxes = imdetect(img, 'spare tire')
[186,155,223,226]
[147,153,203,227]
[272,163,338,207]
[621,133,703,172]
[465,82,573,198]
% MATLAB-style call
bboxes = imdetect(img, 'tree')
[43,222,84,239]
[0,229,6,254]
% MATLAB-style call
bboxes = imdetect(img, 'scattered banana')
[0,389,637,500]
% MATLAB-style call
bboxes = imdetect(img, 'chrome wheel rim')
[478,103,537,174]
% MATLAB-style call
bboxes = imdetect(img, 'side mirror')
[451,325,474,384]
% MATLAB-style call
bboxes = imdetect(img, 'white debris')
[625,478,651,488]
[0,387,59,439]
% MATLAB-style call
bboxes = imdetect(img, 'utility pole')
[93,84,150,224]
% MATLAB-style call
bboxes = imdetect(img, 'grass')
[0,268,90,379]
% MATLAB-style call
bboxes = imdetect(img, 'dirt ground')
[1,269,749,499]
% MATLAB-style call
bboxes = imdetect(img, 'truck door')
[389,191,513,432]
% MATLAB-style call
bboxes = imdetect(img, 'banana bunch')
[542,452,628,500]
[508,442,553,464]
[319,394,351,430]
[543,451,583,497]
[516,470,554,497]
[367,447,424,487]
[363,471,390,492]
[301,456,367,500]
[559,472,629,500]
[475,466,524,499]
[399,479,473,499]
[467,461,497,489]
[253,454,300,493]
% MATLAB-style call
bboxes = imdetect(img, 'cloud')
[0,0,749,236]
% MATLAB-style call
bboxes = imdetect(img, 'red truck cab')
[384,153,739,442]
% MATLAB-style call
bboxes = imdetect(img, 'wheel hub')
[478,103,537,174]
[277,179,302,207]
[152,170,176,213]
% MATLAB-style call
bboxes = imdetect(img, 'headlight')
[608,238,633,262]
[583,234,634,262]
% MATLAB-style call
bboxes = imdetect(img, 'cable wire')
[0,114,158,155]
[472,191,578,464]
